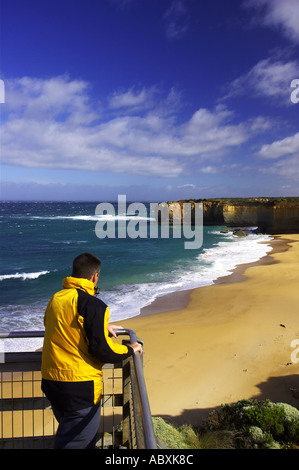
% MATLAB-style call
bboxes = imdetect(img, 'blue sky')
[1,0,299,201]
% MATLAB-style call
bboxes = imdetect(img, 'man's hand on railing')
[129,342,143,356]
[107,325,143,355]
[107,324,124,338]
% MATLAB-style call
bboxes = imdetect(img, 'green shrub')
[196,430,236,449]
[152,417,198,449]
[153,399,299,450]
[242,400,285,438]
[205,399,299,448]
[275,402,299,440]
[177,424,200,449]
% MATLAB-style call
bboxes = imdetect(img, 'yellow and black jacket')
[41,276,133,411]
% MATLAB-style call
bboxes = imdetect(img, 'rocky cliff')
[156,198,299,234]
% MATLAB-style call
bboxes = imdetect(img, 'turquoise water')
[0,201,272,347]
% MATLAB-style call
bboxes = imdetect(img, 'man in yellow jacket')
[41,252,142,449]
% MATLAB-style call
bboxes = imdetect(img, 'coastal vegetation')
[153,399,299,449]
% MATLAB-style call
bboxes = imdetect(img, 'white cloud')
[2,76,262,178]
[108,87,155,110]
[5,76,96,124]
[245,0,299,43]
[108,86,183,119]
[223,57,299,105]
[163,0,190,39]
[260,155,299,181]
[200,166,218,174]
[249,116,272,132]
[177,183,196,189]
[257,132,299,159]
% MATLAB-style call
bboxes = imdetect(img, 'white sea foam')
[3,337,44,353]
[0,304,45,352]
[31,214,155,221]
[0,271,50,281]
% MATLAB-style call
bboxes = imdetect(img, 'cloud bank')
[2,76,262,178]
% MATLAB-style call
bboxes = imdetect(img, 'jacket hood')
[62,276,95,296]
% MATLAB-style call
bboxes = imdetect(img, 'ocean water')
[0,201,273,351]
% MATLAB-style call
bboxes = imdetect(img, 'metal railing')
[0,329,157,449]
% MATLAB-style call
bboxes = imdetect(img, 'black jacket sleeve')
[76,289,134,363]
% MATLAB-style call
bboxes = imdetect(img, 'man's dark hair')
[72,253,101,279]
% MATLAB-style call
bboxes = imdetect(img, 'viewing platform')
[0,329,157,449]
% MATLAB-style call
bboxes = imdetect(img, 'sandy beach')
[121,234,299,426]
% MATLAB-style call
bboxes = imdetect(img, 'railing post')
[122,357,133,448]
[118,329,157,449]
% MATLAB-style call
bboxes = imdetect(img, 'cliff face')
[157,198,299,234]
[257,201,299,234]
[222,203,259,227]
[203,201,224,224]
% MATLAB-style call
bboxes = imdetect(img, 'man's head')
[72,253,101,285]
